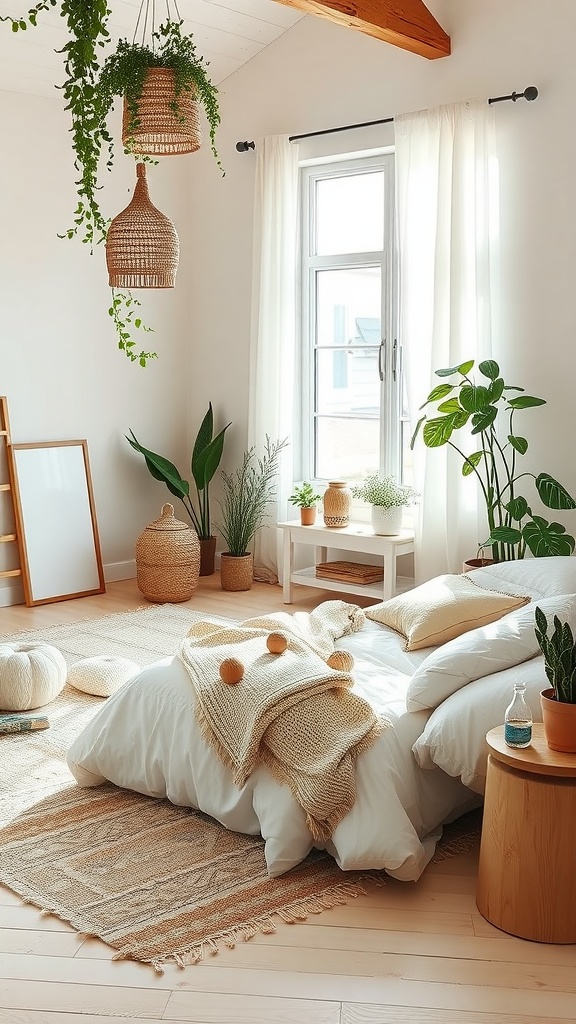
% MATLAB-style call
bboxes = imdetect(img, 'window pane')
[315,172,384,255]
[316,349,379,416]
[316,417,379,481]
[316,267,381,348]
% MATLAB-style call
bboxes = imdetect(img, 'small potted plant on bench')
[535,605,576,752]
[288,482,322,526]
[352,475,417,536]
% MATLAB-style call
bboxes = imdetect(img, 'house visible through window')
[298,154,410,487]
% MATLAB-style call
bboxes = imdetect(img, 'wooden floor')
[1,577,575,1023]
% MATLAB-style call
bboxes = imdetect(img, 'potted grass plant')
[351,475,417,536]
[218,437,288,591]
[288,482,322,526]
[535,605,576,752]
[126,403,231,575]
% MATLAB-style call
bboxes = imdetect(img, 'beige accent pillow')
[365,574,530,651]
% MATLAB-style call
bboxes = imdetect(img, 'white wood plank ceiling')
[0,0,304,98]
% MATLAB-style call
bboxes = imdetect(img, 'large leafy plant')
[535,606,576,703]
[411,359,576,560]
[126,404,231,540]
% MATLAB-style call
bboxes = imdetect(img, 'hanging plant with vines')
[1,4,222,368]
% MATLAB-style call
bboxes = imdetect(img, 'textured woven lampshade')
[122,68,202,156]
[106,162,179,289]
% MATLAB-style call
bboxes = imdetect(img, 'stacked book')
[315,561,384,585]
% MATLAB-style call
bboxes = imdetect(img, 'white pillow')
[406,594,576,712]
[365,573,529,651]
[412,657,548,794]
[468,556,576,600]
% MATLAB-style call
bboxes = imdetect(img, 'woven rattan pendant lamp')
[122,0,202,156]
[106,162,179,288]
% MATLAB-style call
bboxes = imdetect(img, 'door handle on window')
[378,339,385,382]
[392,339,398,382]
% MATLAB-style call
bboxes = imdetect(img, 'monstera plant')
[411,359,576,561]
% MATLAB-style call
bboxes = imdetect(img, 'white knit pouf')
[0,642,67,711]
[67,656,140,698]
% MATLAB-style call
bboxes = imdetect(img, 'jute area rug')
[0,604,482,972]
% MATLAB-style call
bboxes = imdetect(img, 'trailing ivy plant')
[98,20,222,172]
[1,8,221,367]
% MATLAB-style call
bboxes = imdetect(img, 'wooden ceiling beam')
[272,0,451,59]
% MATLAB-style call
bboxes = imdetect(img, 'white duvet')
[66,557,576,883]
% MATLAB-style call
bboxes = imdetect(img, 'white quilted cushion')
[0,642,66,711]
[67,656,140,698]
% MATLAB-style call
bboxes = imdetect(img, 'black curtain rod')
[235,85,538,152]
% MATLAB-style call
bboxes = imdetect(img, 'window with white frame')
[298,154,411,487]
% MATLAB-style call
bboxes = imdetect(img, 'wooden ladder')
[0,396,24,590]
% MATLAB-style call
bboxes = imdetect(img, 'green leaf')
[478,359,500,380]
[462,451,483,476]
[435,360,473,378]
[507,396,546,409]
[536,473,576,511]
[125,431,189,499]
[523,517,576,557]
[488,377,505,403]
[425,383,454,404]
[471,405,497,434]
[459,385,491,413]
[422,416,455,447]
[437,398,462,415]
[487,525,523,545]
[192,424,231,490]
[191,404,214,482]
[505,495,529,521]
[508,435,528,455]
[409,416,426,450]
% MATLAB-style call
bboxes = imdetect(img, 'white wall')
[0,90,198,606]
[187,0,576,519]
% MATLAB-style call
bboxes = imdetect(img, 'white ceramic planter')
[371,504,403,536]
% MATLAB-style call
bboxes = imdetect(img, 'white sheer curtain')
[395,99,499,582]
[248,134,300,581]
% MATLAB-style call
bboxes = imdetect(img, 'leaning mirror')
[9,439,105,606]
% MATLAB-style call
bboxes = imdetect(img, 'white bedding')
[67,557,576,883]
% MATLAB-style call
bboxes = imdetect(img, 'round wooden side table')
[476,724,576,943]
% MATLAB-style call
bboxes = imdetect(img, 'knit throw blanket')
[178,601,385,842]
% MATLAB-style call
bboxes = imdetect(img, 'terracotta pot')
[300,506,317,526]
[462,557,496,573]
[199,536,217,577]
[220,553,253,592]
[541,688,576,753]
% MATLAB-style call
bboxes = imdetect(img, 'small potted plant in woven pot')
[218,437,288,591]
[288,482,322,526]
[352,475,417,536]
[535,604,576,752]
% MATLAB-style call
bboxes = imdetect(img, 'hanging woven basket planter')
[122,68,202,157]
[106,162,180,289]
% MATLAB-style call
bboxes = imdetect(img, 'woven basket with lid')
[136,503,200,603]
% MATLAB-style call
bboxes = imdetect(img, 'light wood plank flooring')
[1,577,575,1023]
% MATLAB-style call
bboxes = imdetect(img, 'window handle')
[392,339,398,382]
[378,339,386,382]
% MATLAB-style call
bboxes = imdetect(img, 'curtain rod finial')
[236,140,255,152]
[524,86,538,101]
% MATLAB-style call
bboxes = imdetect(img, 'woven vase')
[323,481,351,528]
[122,68,202,156]
[106,163,180,289]
[136,503,200,603]
[220,553,253,592]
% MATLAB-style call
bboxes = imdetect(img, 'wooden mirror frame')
[9,439,105,606]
